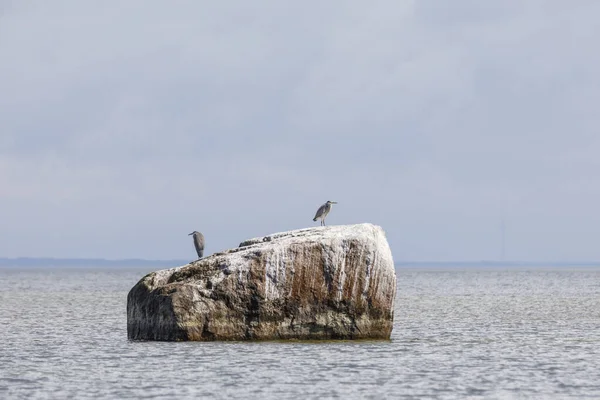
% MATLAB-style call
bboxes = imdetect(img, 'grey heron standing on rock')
[313,201,337,226]
[188,231,205,259]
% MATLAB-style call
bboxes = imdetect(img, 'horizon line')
[0,257,599,265]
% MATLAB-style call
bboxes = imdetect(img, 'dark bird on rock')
[188,231,205,259]
[313,201,337,226]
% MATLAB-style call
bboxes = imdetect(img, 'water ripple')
[0,268,599,399]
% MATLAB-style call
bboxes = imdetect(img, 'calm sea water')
[1,267,599,399]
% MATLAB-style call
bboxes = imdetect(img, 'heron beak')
[332,201,338,204]
[188,232,194,236]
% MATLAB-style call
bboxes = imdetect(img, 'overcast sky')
[1,1,600,261]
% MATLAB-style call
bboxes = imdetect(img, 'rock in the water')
[127,223,396,341]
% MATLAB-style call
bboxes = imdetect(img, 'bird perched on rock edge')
[188,231,205,259]
[313,201,337,226]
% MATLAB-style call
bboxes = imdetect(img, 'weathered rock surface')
[127,223,396,341]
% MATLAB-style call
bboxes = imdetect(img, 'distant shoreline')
[0,258,189,268]
[395,261,600,267]
[1,257,599,269]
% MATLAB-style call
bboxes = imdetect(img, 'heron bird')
[313,201,337,226]
[188,231,205,259]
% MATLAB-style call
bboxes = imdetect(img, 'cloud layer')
[2,1,600,261]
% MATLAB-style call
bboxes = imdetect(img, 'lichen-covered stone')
[127,223,396,341]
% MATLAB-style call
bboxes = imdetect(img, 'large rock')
[127,223,396,341]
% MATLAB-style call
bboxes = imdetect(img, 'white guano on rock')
[127,223,396,341]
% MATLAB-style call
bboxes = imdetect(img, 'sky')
[1,1,600,262]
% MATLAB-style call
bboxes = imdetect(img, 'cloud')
[1,1,600,260]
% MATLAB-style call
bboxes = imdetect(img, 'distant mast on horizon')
[501,218,506,262]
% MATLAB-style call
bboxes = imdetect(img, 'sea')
[1,266,599,399]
